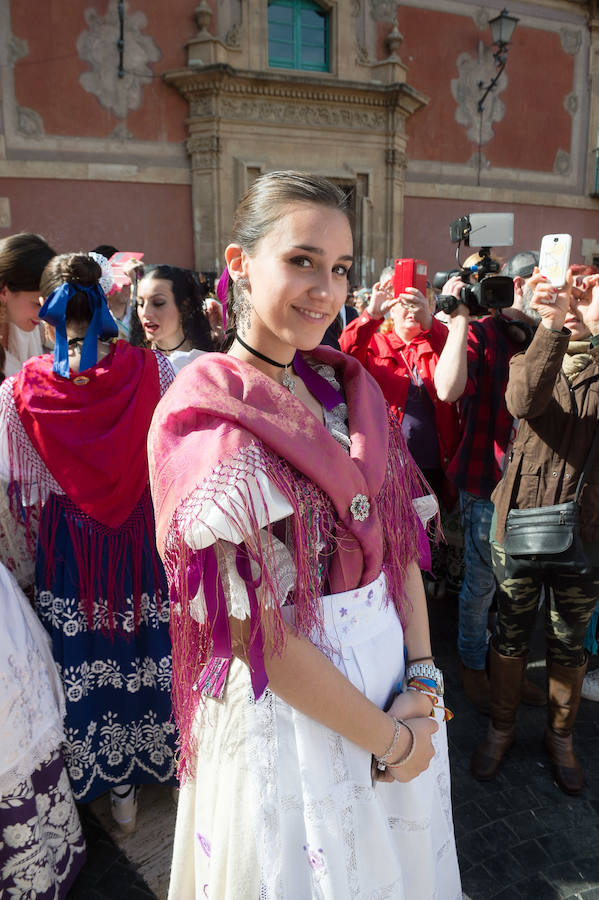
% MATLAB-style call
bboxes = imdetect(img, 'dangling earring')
[232,277,252,335]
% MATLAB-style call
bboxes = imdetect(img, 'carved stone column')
[186,133,222,273]
[384,147,408,265]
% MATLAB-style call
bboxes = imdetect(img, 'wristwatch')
[405,662,444,696]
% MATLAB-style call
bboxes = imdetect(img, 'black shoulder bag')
[503,426,599,577]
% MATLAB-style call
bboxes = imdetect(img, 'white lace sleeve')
[0,376,62,503]
[189,533,296,624]
[412,493,439,526]
[183,449,294,551]
[0,378,14,481]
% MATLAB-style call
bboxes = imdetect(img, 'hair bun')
[64,254,102,287]
[39,252,102,300]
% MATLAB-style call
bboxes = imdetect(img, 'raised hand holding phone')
[538,234,572,293]
[530,267,571,331]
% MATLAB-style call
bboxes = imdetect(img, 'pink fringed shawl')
[148,346,427,777]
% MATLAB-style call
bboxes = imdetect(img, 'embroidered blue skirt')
[35,493,176,803]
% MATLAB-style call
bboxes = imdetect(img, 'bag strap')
[574,423,599,502]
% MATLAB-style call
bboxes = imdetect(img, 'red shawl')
[13,340,160,529]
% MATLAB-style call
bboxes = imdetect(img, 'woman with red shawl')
[149,172,460,898]
[0,253,177,833]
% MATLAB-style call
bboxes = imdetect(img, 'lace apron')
[169,574,461,899]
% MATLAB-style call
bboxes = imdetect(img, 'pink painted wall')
[403,196,599,281]
[0,179,194,267]
[394,7,573,172]
[12,0,192,142]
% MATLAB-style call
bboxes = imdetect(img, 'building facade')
[0,0,598,282]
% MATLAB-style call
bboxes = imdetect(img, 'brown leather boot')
[521,675,546,707]
[471,643,526,780]
[544,656,587,796]
[459,661,491,714]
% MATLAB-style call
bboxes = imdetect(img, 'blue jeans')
[457,490,496,669]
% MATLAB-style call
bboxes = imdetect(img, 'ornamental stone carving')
[564,92,578,116]
[553,149,571,175]
[560,28,582,56]
[187,134,220,169]
[451,42,507,144]
[385,147,407,169]
[225,23,242,48]
[356,42,370,65]
[7,34,28,65]
[369,0,400,24]
[77,0,161,118]
[16,106,44,137]
[190,97,216,118]
[219,97,386,130]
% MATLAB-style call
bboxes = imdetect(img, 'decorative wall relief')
[553,149,572,175]
[7,34,28,65]
[564,92,578,116]
[17,106,44,137]
[187,135,221,170]
[6,32,45,137]
[451,42,507,144]
[219,97,386,130]
[77,0,161,118]
[225,24,242,49]
[560,28,582,56]
[369,0,400,24]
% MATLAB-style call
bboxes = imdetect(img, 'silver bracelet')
[385,719,416,768]
[374,716,402,772]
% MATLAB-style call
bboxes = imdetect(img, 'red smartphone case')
[393,259,428,297]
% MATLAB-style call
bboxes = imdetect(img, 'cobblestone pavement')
[68,591,599,899]
[433,591,599,900]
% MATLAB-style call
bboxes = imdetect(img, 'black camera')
[434,213,515,317]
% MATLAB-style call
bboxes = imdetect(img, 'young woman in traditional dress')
[149,172,461,899]
[0,253,177,833]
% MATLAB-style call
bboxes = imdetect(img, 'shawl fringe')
[163,421,430,782]
[36,488,164,637]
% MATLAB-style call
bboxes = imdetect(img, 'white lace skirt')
[169,574,461,899]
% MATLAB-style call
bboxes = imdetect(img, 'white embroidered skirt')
[169,574,462,899]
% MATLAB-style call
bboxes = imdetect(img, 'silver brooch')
[350,493,370,521]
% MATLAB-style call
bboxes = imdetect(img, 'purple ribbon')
[190,547,232,659]
[293,351,344,411]
[235,544,268,699]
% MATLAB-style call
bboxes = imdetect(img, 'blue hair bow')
[39,281,118,378]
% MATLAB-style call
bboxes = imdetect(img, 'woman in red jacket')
[340,273,459,500]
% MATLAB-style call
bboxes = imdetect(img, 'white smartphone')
[539,233,572,289]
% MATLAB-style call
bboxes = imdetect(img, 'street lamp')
[476,8,519,183]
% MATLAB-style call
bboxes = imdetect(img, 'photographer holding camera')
[434,250,545,713]
[471,267,599,794]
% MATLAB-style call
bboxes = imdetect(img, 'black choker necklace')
[154,336,186,353]
[234,332,296,394]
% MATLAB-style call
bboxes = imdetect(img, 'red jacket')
[339,313,459,470]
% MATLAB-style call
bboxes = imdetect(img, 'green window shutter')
[268,0,329,72]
